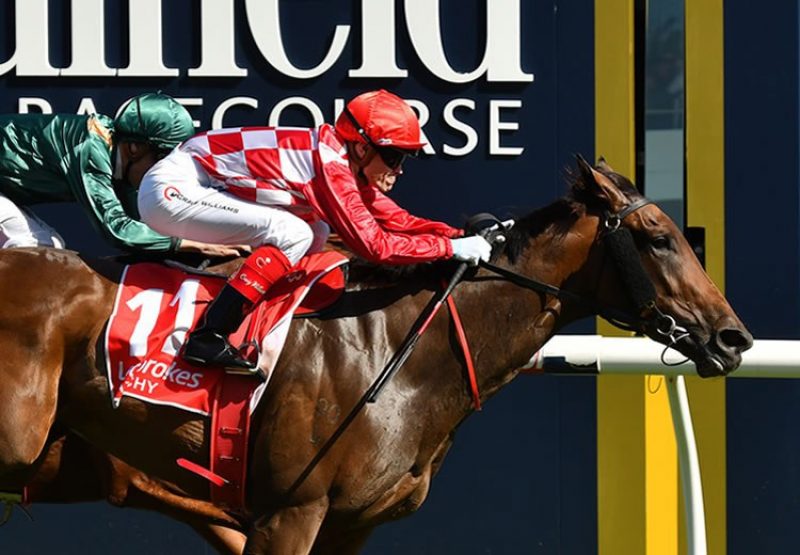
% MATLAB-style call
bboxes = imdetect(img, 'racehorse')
[0,158,752,554]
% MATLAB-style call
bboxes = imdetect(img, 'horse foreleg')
[244,498,329,555]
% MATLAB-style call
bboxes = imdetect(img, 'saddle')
[104,250,348,510]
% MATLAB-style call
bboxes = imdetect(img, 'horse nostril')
[717,328,754,351]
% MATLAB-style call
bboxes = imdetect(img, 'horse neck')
[413,213,600,415]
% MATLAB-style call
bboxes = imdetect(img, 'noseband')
[480,198,690,361]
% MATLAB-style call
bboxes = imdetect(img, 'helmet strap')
[343,107,379,149]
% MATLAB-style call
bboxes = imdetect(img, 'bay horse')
[0,158,752,554]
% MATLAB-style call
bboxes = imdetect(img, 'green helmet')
[114,92,194,153]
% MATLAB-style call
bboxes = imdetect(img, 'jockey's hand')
[177,239,252,258]
[450,236,492,265]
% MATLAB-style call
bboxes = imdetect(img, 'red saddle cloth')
[105,251,347,415]
[105,251,347,509]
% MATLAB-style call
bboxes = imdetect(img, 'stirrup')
[183,332,257,373]
[224,365,264,377]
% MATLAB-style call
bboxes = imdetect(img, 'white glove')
[450,236,492,265]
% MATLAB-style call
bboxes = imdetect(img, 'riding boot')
[182,285,256,372]
[182,245,294,374]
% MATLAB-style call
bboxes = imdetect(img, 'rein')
[480,197,690,362]
[284,199,688,499]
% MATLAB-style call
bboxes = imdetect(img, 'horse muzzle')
[675,321,754,378]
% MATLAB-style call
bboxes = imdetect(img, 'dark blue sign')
[0,1,597,552]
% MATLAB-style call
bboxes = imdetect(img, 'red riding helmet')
[335,89,427,151]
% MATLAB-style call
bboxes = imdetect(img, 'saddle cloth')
[104,251,348,415]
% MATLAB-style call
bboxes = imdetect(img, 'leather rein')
[476,198,690,352]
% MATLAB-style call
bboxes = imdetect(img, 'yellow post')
[596,1,678,553]
[684,1,726,554]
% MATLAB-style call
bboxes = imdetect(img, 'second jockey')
[138,89,493,373]
[0,92,242,258]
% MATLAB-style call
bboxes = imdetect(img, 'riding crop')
[365,261,469,402]
[367,218,513,402]
[283,219,512,498]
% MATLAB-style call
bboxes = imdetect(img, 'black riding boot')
[182,285,257,373]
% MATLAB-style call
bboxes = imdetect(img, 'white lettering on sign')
[405,100,435,155]
[244,0,351,79]
[12,95,526,158]
[118,0,178,77]
[0,0,532,83]
[61,0,116,77]
[175,98,204,130]
[18,97,53,114]
[403,0,532,83]
[443,99,479,157]
[489,100,524,156]
[189,0,248,77]
[268,97,326,128]
[75,97,99,116]
[5,0,57,77]
[212,97,260,129]
[348,0,407,79]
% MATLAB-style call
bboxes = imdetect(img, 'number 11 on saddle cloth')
[104,252,347,416]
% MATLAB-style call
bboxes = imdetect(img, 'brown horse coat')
[0,160,752,554]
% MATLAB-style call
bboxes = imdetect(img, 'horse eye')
[651,236,670,250]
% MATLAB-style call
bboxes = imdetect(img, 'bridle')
[478,198,691,363]
[281,198,691,499]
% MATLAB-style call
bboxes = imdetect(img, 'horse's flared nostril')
[717,328,754,352]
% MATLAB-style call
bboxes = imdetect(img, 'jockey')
[0,92,241,257]
[138,89,493,372]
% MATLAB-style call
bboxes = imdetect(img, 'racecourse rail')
[535,336,797,555]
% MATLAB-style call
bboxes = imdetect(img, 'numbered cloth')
[105,252,348,415]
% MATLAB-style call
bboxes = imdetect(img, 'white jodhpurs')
[0,192,65,248]
[138,150,329,265]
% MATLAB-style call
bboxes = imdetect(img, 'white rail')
[534,335,800,378]
[534,335,797,555]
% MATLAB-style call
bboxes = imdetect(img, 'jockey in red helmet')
[138,89,492,373]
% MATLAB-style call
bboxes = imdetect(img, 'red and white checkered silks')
[179,124,461,264]
[181,126,326,221]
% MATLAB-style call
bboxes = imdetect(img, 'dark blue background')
[725,1,800,553]
[0,1,597,553]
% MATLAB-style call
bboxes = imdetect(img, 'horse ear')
[596,156,615,173]
[574,154,628,213]
[575,153,596,185]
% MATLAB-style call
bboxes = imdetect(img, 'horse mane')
[503,165,642,263]
[346,164,643,286]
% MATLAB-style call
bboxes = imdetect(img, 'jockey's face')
[117,142,159,187]
[351,143,403,193]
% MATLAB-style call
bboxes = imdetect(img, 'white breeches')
[0,192,65,249]
[137,150,329,265]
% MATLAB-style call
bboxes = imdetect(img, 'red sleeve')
[360,187,464,238]
[304,153,453,265]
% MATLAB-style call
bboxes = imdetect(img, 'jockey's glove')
[451,236,492,265]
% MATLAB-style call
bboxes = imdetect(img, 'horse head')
[499,156,752,377]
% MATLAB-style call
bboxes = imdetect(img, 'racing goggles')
[373,144,417,170]
[343,108,419,170]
